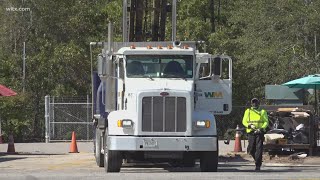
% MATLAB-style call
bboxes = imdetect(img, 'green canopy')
[282,74,320,114]
[282,74,320,89]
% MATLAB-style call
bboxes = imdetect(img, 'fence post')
[45,95,50,143]
[52,96,55,138]
[87,94,90,140]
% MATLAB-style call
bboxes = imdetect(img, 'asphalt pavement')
[0,140,244,155]
[0,141,320,180]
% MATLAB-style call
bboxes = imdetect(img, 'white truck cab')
[93,41,232,172]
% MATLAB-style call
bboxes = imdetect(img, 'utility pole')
[314,32,317,60]
[23,42,26,93]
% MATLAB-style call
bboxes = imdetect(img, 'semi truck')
[92,0,232,172]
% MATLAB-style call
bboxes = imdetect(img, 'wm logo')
[204,92,223,99]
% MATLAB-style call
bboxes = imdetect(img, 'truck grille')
[142,96,186,132]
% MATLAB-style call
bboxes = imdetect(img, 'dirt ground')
[219,152,320,165]
[264,154,320,164]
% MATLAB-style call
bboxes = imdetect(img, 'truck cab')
[93,41,232,172]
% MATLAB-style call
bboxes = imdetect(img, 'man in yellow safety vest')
[242,98,269,171]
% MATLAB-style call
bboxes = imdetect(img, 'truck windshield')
[126,55,193,78]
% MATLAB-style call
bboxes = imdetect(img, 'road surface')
[0,152,320,180]
[0,142,319,180]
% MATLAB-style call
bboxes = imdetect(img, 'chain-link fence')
[43,96,244,142]
[45,95,93,142]
[43,95,246,142]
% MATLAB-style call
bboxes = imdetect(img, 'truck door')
[195,54,232,115]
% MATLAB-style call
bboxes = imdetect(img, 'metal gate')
[45,95,93,142]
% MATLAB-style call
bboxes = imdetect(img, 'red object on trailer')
[0,84,17,97]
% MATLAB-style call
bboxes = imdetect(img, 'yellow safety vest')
[242,107,269,133]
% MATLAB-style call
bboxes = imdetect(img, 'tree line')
[0,0,319,141]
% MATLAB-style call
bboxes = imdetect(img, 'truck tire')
[200,151,218,172]
[104,132,122,172]
[94,128,104,167]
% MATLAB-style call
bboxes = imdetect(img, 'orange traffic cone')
[234,125,243,152]
[7,134,16,154]
[69,131,79,153]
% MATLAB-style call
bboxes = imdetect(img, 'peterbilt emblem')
[160,92,169,96]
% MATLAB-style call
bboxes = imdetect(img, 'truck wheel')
[104,133,122,172]
[94,128,104,167]
[200,151,218,172]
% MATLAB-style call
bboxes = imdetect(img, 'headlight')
[196,120,210,128]
[117,119,133,128]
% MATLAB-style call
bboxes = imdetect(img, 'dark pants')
[247,132,264,167]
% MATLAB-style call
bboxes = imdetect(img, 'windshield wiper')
[177,75,187,81]
[162,74,187,81]
[146,75,154,81]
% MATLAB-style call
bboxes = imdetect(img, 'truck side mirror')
[97,54,106,76]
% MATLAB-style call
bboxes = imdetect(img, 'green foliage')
[1,0,320,141]
[0,95,33,142]
[0,0,117,141]
[226,0,320,103]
